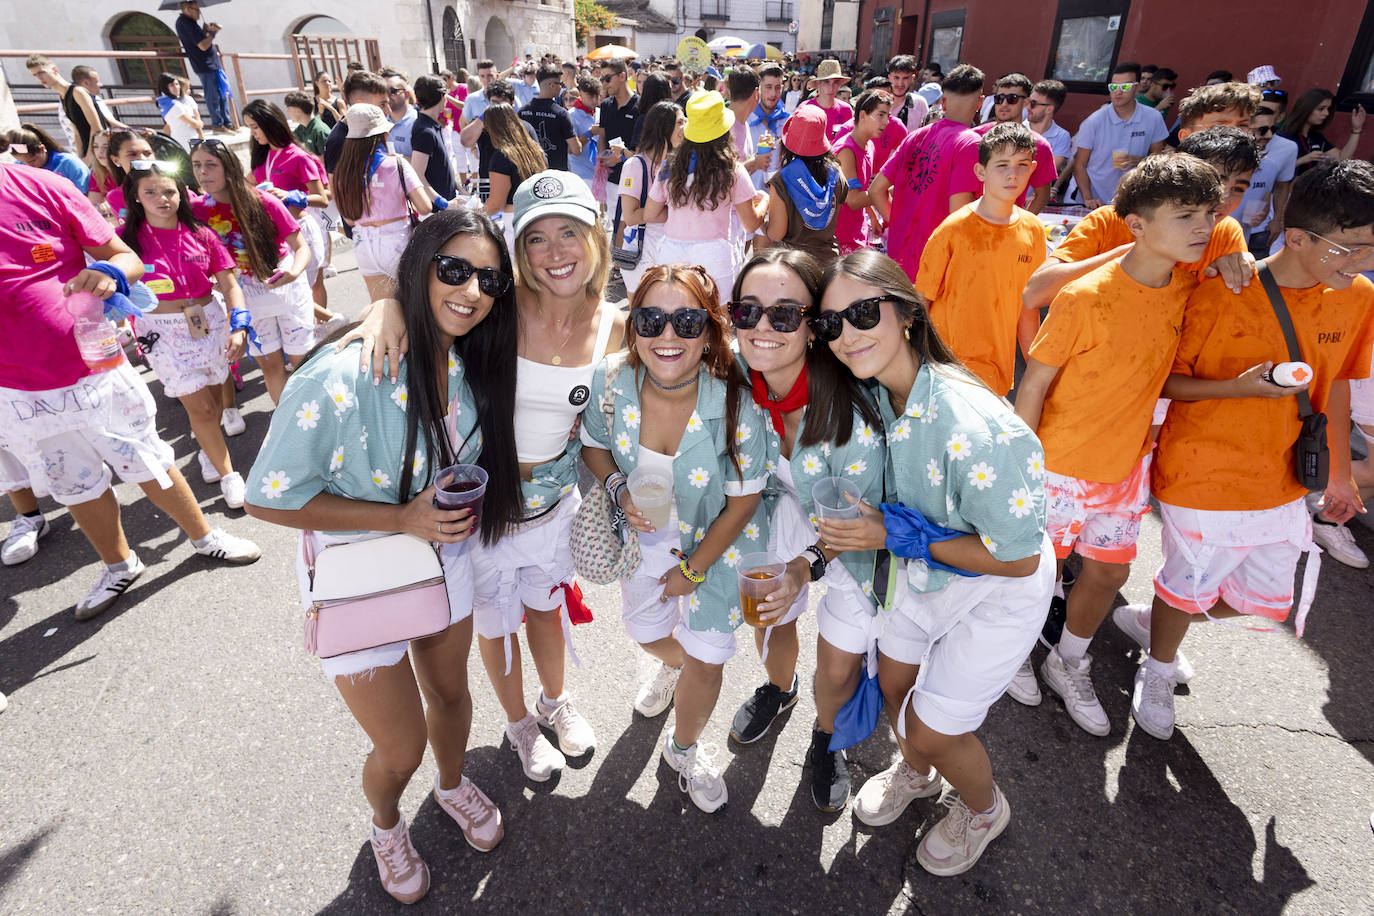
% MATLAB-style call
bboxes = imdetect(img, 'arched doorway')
[109,12,186,86]
[484,17,514,70]
[443,7,467,73]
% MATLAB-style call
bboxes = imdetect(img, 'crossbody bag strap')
[1256,262,1315,418]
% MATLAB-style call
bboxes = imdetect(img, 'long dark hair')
[818,250,972,392]
[731,249,880,449]
[191,140,282,281]
[333,132,389,223]
[118,164,205,253]
[636,72,672,114]
[779,146,841,187]
[157,72,183,99]
[243,99,301,171]
[393,209,522,544]
[107,129,153,187]
[637,101,681,168]
[667,131,737,211]
[628,264,747,478]
[1284,88,1334,137]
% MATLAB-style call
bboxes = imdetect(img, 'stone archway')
[484,16,514,70]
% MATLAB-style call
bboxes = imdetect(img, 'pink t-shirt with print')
[880,117,982,280]
[649,163,756,241]
[359,156,424,223]
[0,164,116,390]
[252,144,327,194]
[193,189,300,273]
[136,222,235,300]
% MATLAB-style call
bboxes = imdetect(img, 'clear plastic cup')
[628,466,674,530]
[737,552,786,627]
[813,476,862,520]
[434,463,488,527]
[1112,148,1129,169]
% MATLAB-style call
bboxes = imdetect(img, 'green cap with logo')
[513,170,600,237]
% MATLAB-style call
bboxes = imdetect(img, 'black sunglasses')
[188,137,230,152]
[1263,89,1288,102]
[631,306,709,339]
[1156,81,1176,90]
[992,93,1026,105]
[600,75,614,84]
[1253,125,1275,137]
[729,301,809,333]
[808,297,888,342]
[431,254,511,296]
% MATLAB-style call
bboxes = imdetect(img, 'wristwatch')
[803,545,827,582]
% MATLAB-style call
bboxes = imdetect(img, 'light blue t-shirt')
[463,90,489,123]
[1074,101,1168,203]
[513,80,538,110]
[43,151,91,195]
[568,106,598,181]
[389,107,418,159]
[1238,134,1297,235]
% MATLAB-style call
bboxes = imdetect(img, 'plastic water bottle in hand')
[65,291,124,372]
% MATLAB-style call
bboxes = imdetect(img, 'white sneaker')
[634,661,681,717]
[318,312,349,342]
[1112,604,1194,684]
[916,785,1011,877]
[535,694,596,756]
[221,407,246,437]
[219,472,246,509]
[197,449,222,484]
[0,689,8,714]
[1005,656,1042,706]
[1131,664,1178,740]
[2,513,49,566]
[506,713,565,781]
[75,554,146,621]
[192,528,262,564]
[853,759,945,827]
[1312,520,1370,569]
[1041,647,1111,736]
[661,735,727,813]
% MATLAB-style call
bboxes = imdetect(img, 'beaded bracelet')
[670,547,705,583]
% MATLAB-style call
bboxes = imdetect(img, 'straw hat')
[345,104,391,139]
[683,90,735,144]
[808,59,846,87]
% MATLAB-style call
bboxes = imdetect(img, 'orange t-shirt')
[915,204,1046,395]
[1152,273,1374,511]
[1029,260,1193,482]
[1051,206,1245,286]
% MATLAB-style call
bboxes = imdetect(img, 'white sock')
[1053,578,1065,601]
[107,554,139,574]
[1056,630,1092,665]
[540,691,567,708]
[1144,654,1177,679]
[371,815,404,838]
[435,774,467,798]
[191,532,213,549]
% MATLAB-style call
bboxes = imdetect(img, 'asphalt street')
[1,254,1372,915]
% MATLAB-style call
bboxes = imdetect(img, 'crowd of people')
[2,35,1373,905]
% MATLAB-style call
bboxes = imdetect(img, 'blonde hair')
[513,217,610,299]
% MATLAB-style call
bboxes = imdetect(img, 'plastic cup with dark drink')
[738,552,786,628]
[434,464,488,527]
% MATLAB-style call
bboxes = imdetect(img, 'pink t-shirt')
[192,189,300,272]
[618,153,655,205]
[136,222,235,300]
[972,120,1059,208]
[802,98,854,141]
[360,156,424,223]
[0,164,116,390]
[879,118,982,280]
[649,163,756,241]
[252,144,327,195]
[834,133,874,254]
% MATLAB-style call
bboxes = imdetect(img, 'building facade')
[607,0,798,59]
[798,0,860,56]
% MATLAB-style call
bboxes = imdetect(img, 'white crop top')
[515,303,618,463]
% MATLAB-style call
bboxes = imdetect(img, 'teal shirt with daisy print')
[581,353,771,633]
[882,363,1047,594]
[247,341,480,527]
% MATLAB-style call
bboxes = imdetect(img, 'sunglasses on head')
[1263,89,1288,101]
[188,137,230,152]
[992,93,1026,105]
[128,158,180,172]
[431,254,511,296]
[631,306,710,339]
[729,301,809,333]
[1107,82,1136,92]
[808,297,888,342]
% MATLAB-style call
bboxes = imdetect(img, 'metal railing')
[765,1,793,23]
[700,0,729,21]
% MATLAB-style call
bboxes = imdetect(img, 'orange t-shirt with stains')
[915,204,1047,395]
[1051,205,1245,286]
[1029,260,1194,482]
[1152,273,1374,511]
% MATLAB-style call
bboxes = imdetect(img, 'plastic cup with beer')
[813,476,863,520]
[738,552,786,627]
[1112,148,1129,169]
[434,463,488,527]
[627,466,674,530]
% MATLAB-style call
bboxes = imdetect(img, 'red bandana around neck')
[750,365,809,435]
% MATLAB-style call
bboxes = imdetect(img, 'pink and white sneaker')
[434,776,504,852]
[369,814,430,904]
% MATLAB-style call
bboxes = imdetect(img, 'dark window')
[1338,2,1374,110]
[869,6,895,71]
[927,8,965,75]
[110,12,186,86]
[442,6,467,74]
[820,0,834,50]
[701,0,729,21]
[1046,0,1131,93]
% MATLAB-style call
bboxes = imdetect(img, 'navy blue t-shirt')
[409,112,457,200]
[175,15,219,72]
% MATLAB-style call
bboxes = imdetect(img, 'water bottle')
[65,291,125,372]
[1048,223,1069,245]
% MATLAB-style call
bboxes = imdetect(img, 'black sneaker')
[729,676,799,744]
[806,727,850,812]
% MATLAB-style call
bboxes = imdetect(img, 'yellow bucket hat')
[683,90,735,144]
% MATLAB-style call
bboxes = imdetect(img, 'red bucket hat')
[781,105,831,157]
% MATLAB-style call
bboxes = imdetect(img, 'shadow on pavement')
[0,820,61,898]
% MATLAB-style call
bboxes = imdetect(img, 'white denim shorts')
[240,260,316,357]
[139,299,231,398]
[297,210,326,285]
[352,220,411,282]
[0,362,175,505]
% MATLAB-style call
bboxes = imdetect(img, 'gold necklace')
[536,300,586,366]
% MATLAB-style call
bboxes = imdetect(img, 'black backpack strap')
[1255,262,1315,419]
